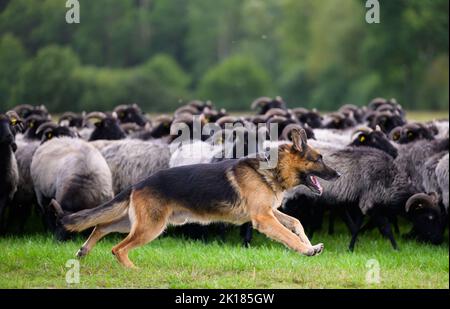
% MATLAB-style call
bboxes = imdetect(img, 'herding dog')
[55,128,340,268]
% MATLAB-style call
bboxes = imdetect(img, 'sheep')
[85,112,126,141]
[436,153,449,211]
[369,111,406,134]
[130,115,173,140]
[322,112,357,130]
[390,123,436,144]
[7,124,78,233]
[403,192,445,245]
[251,96,287,115]
[284,146,415,250]
[0,112,22,232]
[13,104,50,121]
[113,104,149,127]
[99,139,171,194]
[292,108,323,128]
[18,115,53,141]
[31,136,114,239]
[58,112,85,129]
[282,126,399,239]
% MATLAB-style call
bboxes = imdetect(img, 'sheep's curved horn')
[216,116,237,127]
[85,112,107,120]
[265,108,288,118]
[187,100,205,110]
[113,104,130,114]
[251,97,272,110]
[405,193,440,214]
[292,107,309,117]
[13,104,34,116]
[351,127,373,140]
[266,115,288,125]
[35,122,58,136]
[154,115,173,124]
[174,105,198,116]
[59,112,79,122]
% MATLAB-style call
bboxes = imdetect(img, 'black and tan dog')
[56,128,340,268]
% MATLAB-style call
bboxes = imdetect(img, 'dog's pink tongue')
[311,176,323,195]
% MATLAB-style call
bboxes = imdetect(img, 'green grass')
[406,110,448,122]
[0,223,448,289]
[2,110,448,289]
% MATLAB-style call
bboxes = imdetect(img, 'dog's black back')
[135,159,240,213]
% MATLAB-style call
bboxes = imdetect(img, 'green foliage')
[74,54,191,112]
[197,55,272,110]
[0,223,448,288]
[12,45,80,112]
[0,34,26,109]
[0,0,448,112]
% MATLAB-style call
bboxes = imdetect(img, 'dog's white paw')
[312,243,324,255]
[76,247,88,258]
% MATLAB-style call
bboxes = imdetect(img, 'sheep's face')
[24,115,51,140]
[0,112,23,151]
[406,193,444,245]
[299,112,323,129]
[117,106,148,127]
[89,116,126,141]
[40,126,78,144]
[371,114,405,134]
[279,128,341,195]
[351,131,398,158]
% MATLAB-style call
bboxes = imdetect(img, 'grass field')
[0,221,448,289]
[1,110,448,289]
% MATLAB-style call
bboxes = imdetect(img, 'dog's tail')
[53,187,132,232]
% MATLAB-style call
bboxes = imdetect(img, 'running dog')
[55,128,340,268]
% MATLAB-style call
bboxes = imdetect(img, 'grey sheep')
[99,139,171,194]
[31,137,114,239]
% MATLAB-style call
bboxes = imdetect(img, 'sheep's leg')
[341,208,357,234]
[77,215,130,258]
[0,196,7,234]
[390,215,400,235]
[252,211,321,256]
[348,214,364,252]
[273,209,313,248]
[328,208,336,235]
[374,214,398,250]
[240,222,253,247]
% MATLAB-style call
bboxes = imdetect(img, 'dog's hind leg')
[273,209,312,247]
[77,215,131,258]
[111,191,169,268]
[252,211,322,256]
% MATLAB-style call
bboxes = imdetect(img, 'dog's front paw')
[312,243,324,255]
[76,247,88,258]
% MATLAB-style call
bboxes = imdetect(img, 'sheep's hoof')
[76,247,88,258]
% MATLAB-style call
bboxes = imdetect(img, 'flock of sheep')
[0,96,448,251]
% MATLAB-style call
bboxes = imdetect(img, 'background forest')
[0,0,448,112]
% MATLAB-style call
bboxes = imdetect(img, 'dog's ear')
[291,128,307,153]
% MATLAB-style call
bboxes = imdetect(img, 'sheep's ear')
[291,128,307,153]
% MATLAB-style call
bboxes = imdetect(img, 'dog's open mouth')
[305,175,323,196]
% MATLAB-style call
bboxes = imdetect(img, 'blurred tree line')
[0,0,448,112]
